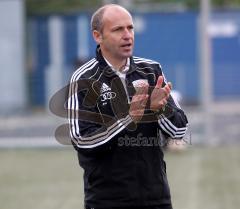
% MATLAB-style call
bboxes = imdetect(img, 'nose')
[123,28,132,39]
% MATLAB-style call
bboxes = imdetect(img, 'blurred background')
[0,0,240,209]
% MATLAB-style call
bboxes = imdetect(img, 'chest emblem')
[100,83,116,103]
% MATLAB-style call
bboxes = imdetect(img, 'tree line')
[26,0,240,15]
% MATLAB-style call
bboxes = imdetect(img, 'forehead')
[102,6,133,28]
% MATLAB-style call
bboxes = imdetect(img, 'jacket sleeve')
[156,65,188,139]
[67,76,133,151]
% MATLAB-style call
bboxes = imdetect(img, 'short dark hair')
[91,4,129,32]
[91,6,107,32]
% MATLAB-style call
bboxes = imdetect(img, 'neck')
[102,52,127,71]
[111,59,127,71]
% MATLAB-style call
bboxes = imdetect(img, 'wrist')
[152,105,165,113]
[129,112,139,123]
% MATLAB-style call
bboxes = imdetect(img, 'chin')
[122,51,133,58]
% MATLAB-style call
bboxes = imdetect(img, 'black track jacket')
[68,47,188,208]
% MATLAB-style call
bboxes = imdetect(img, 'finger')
[164,81,173,93]
[155,76,163,88]
[137,94,149,101]
[135,84,149,95]
[162,81,172,92]
[131,94,148,108]
[159,87,169,99]
[163,85,171,95]
[141,95,149,107]
[137,94,148,107]
[142,84,149,95]
[167,82,172,90]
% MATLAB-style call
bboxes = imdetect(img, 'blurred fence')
[27,10,240,107]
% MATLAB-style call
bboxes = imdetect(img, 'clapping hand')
[150,76,172,112]
[129,82,149,123]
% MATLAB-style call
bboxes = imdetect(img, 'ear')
[92,30,103,44]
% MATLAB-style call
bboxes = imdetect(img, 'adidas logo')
[100,83,111,94]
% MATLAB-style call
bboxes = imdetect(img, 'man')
[68,4,188,209]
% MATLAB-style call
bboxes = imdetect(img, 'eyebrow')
[111,24,134,30]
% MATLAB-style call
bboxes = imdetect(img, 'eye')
[128,25,134,30]
[112,27,123,32]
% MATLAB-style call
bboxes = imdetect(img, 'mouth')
[121,43,132,48]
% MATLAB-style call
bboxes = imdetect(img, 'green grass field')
[0,145,240,209]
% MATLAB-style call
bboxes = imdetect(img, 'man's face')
[96,7,134,61]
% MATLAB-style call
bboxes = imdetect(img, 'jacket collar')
[95,45,136,75]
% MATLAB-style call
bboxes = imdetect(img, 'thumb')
[155,76,163,88]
